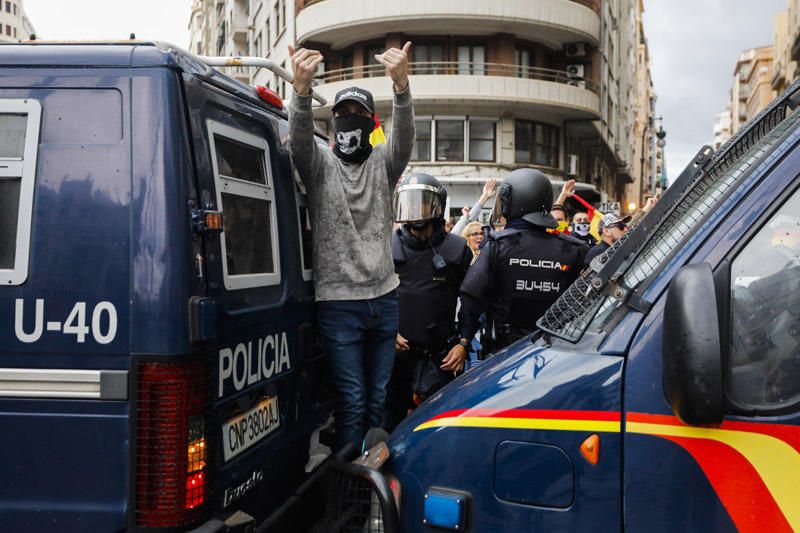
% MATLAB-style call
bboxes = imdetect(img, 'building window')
[279,60,287,99]
[207,120,281,289]
[457,45,485,75]
[0,99,42,285]
[411,119,432,161]
[515,47,533,78]
[364,45,383,78]
[436,120,465,161]
[217,20,226,55]
[515,120,559,167]
[4,2,10,13]
[340,50,353,80]
[13,2,16,15]
[4,25,10,37]
[295,175,313,281]
[273,0,284,39]
[469,120,496,162]
[413,44,444,74]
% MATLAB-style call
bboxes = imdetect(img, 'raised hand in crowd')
[288,45,324,96]
[643,195,659,214]
[555,178,576,206]
[480,178,498,204]
[375,41,412,92]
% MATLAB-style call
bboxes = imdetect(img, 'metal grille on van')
[135,360,211,528]
[538,77,800,342]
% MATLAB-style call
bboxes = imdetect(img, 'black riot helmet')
[393,173,447,224]
[497,168,557,229]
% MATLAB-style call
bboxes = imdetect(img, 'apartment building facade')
[191,0,656,218]
[714,1,800,144]
[772,0,799,94]
[625,0,663,210]
[0,0,34,43]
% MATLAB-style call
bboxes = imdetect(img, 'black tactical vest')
[490,228,585,333]
[393,228,470,348]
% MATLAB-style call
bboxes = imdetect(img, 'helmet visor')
[393,185,444,223]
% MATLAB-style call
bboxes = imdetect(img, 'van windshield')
[538,81,800,343]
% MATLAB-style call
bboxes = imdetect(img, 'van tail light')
[135,360,211,528]
[256,85,284,109]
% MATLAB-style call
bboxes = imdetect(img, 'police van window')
[214,136,266,185]
[729,188,800,408]
[207,120,281,290]
[294,172,313,281]
[0,100,42,285]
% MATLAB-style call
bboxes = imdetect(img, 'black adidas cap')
[332,86,375,115]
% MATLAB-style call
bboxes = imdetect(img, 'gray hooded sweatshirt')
[289,88,415,301]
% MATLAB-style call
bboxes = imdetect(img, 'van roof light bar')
[197,55,327,106]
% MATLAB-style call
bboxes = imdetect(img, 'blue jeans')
[317,291,398,451]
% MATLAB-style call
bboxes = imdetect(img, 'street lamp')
[639,115,666,206]
[656,124,667,148]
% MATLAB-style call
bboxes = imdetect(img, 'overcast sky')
[24,0,191,48]
[23,0,791,182]
[644,0,787,181]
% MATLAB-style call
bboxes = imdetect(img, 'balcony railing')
[314,62,599,93]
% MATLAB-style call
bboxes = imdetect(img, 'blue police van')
[0,41,335,532]
[331,80,800,531]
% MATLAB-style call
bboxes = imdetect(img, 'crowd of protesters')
[289,41,657,450]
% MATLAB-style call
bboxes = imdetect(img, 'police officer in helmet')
[458,168,588,354]
[383,173,473,431]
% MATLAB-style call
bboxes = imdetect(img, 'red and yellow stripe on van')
[414,409,800,533]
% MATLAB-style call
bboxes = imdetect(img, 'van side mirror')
[662,263,724,425]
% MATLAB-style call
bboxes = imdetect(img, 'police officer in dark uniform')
[459,168,588,354]
[383,173,473,431]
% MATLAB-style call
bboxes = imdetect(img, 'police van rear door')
[180,75,326,523]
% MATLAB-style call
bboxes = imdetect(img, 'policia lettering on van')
[459,169,587,354]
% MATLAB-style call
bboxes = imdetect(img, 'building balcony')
[772,61,786,90]
[296,0,600,50]
[311,62,600,120]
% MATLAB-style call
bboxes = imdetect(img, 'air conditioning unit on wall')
[567,154,579,176]
[565,42,587,57]
[566,64,586,88]
[566,64,585,78]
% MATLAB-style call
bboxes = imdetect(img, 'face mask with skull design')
[332,113,375,164]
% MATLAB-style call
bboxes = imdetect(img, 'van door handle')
[189,296,217,344]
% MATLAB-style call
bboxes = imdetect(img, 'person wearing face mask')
[570,211,597,246]
[288,42,415,451]
[384,173,473,430]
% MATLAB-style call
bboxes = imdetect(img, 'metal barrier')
[321,462,400,533]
